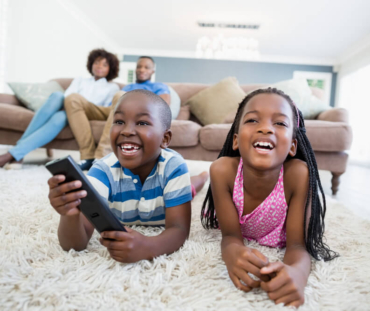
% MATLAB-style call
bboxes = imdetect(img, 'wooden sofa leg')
[46,149,53,158]
[331,172,343,195]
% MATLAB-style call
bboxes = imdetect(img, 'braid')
[201,87,338,261]
[294,111,338,261]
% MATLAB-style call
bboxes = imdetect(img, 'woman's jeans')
[9,92,68,161]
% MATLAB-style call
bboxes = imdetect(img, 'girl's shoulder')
[210,156,239,184]
[283,158,309,197]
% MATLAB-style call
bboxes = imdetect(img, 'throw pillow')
[8,81,65,111]
[186,77,246,125]
[168,85,181,120]
[223,109,238,124]
[222,78,331,122]
[271,78,331,119]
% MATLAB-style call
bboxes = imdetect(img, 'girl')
[201,88,337,308]
[0,48,120,169]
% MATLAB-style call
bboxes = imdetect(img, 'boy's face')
[136,58,155,83]
[111,93,171,177]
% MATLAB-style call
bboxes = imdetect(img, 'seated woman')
[0,48,120,169]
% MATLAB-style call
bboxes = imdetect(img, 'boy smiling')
[47,90,202,263]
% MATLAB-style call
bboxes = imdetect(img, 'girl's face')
[233,93,297,170]
[92,57,110,80]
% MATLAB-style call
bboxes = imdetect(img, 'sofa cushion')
[176,106,191,120]
[8,81,65,111]
[0,103,75,140]
[186,77,246,126]
[200,124,231,151]
[0,103,34,132]
[305,120,352,151]
[170,120,201,147]
[199,121,352,152]
[317,108,349,123]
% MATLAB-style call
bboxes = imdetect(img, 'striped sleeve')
[163,158,192,208]
[87,162,112,201]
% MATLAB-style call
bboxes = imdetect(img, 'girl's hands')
[223,244,270,292]
[260,262,306,307]
[48,175,87,216]
[99,227,149,263]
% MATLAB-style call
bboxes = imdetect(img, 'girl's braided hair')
[201,87,338,261]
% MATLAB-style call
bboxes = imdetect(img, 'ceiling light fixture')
[195,34,260,61]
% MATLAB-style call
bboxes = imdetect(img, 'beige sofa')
[0,78,352,194]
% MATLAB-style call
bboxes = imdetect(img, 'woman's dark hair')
[201,87,338,261]
[86,48,120,81]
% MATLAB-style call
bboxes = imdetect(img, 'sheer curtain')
[338,64,370,166]
[0,0,9,93]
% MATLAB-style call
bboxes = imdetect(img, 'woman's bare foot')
[0,152,15,168]
[190,171,209,193]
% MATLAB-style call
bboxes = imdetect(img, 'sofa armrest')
[0,93,22,106]
[316,108,349,123]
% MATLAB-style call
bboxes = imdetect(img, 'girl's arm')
[210,157,269,292]
[260,159,311,307]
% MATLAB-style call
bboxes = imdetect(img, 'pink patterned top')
[232,158,288,248]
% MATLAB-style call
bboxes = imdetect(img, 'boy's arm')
[58,213,94,251]
[145,200,191,258]
[260,160,311,307]
[100,201,191,263]
[48,175,94,251]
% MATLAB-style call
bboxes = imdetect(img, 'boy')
[47,90,207,263]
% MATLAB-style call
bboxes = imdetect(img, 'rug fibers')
[0,163,369,311]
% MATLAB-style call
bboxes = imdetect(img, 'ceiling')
[71,0,370,64]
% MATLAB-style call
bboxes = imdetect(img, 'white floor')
[1,145,369,220]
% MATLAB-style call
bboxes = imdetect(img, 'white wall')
[6,0,119,89]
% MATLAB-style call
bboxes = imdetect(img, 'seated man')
[122,56,170,104]
[65,56,170,171]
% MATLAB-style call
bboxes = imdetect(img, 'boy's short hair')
[138,56,155,65]
[116,89,172,130]
[87,49,120,81]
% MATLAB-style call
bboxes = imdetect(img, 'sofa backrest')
[52,78,324,106]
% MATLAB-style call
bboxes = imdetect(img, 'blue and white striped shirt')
[87,149,192,226]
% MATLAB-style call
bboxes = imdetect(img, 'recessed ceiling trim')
[197,21,260,30]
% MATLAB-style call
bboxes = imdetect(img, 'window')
[338,64,370,166]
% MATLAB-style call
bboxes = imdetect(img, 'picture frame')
[293,71,332,106]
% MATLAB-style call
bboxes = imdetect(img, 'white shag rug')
[0,161,370,311]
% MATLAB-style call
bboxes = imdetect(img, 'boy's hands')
[48,175,87,216]
[223,244,270,292]
[260,262,305,307]
[100,228,150,263]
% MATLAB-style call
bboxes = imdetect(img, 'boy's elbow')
[59,240,87,252]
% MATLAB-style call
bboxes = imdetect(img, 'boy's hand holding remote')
[48,175,87,216]
[99,229,149,263]
[48,175,93,251]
